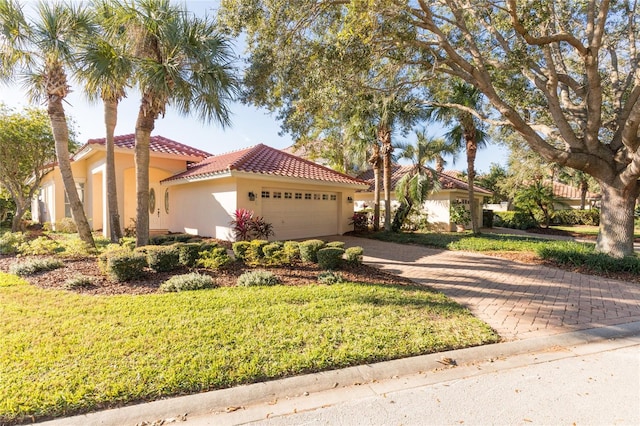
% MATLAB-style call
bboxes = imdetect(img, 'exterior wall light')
[248,191,256,201]
[347,196,353,203]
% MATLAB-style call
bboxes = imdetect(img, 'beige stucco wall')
[34,148,195,235]
[166,176,238,240]
[166,175,360,241]
[355,189,487,231]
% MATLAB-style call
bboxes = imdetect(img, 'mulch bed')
[0,254,415,296]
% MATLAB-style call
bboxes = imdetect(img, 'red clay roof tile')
[82,134,211,159]
[357,164,492,194]
[163,144,367,185]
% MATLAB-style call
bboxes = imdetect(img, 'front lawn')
[0,272,499,424]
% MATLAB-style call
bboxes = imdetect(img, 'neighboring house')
[355,165,492,231]
[552,181,600,210]
[33,135,366,241]
[485,180,601,212]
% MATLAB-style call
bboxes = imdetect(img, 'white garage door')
[261,188,339,240]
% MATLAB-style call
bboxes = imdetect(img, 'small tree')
[0,105,57,231]
[514,182,556,228]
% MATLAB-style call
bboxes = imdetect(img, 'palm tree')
[375,93,426,231]
[392,132,455,231]
[428,81,488,233]
[0,0,96,248]
[111,0,239,246]
[76,1,133,242]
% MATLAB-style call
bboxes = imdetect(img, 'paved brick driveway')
[336,236,640,341]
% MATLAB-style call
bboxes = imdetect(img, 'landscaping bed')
[0,253,410,295]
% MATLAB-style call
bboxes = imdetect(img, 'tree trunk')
[48,98,95,248]
[368,143,382,231]
[580,178,588,210]
[378,124,392,231]
[465,131,479,233]
[596,182,638,258]
[104,98,123,242]
[11,201,26,232]
[134,107,155,247]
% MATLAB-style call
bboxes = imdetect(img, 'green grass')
[550,225,600,236]
[0,277,498,423]
[371,231,640,276]
[371,230,560,252]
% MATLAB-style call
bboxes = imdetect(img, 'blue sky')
[0,1,509,174]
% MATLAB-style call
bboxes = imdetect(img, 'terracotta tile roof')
[356,164,492,195]
[79,134,211,159]
[162,144,367,185]
[552,181,600,200]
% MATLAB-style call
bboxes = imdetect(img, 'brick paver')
[336,236,640,341]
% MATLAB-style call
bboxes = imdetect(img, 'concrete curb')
[39,321,640,426]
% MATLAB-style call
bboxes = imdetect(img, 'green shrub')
[17,236,61,256]
[53,217,77,233]
[237,269,281,287]
[553,209,600,226]
[9,257,63,276]
[263,242,286,265]
[537,243,640,274]
[59,238,96,258]
[119,237,136,251]
[160,272,216,292]
[317,247,345,270]
[317,270,344,285]
[232,241,251,262]
[493,211,538,230]
[174,243,200,267]
[143,245,180,272]
[105,252,147,282]
[246,239,269,264]
[283,241,300,263]
[0,232,26,255]
[299,239,326,263]
[197,247,231,270]
[64,275,94,290]
[344,246,364,264]
[325,241,345,249]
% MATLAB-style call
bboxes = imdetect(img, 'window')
[295,193,302,199]
[164,189,170,214]
[322,194,328,200]
[149,188,156,214]
[330,194,337,201]
[261,191,270,198]
[64,182,85,218]
[273,192,282,199]
[284,192,292,199]
[313,194,320,200]
[305,193,312,200]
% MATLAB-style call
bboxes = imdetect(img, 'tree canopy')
[0,105,56,231]
[221,0,640,257]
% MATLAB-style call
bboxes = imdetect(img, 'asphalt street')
[188,336,640,426]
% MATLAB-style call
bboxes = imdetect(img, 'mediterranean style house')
[354,165,492,231]
[32,135,367,241]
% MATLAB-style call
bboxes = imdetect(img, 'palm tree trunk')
[134,105,155,247]
[464,127,479,233]
[104,98,123,242]
[48,98,95,248]
[378,124,392,231]
[580,178,588,210]
[368,143,382,231]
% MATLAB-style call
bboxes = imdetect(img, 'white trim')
[162,170,367,189]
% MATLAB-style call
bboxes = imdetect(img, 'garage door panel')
[262,188,338,240]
